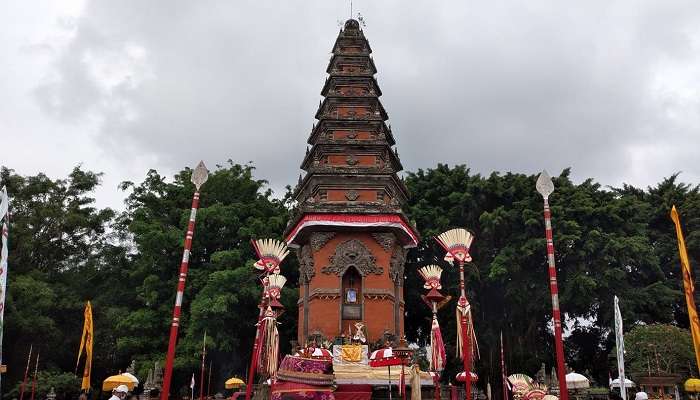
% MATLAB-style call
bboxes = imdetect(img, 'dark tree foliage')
[1,163,295,398]
[113,161,296,394]
[1,166,121,399]
[402,165,699,390]
[623,324,694,376]
[2,162,699,400]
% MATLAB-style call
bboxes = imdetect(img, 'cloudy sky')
[2,1,700,209]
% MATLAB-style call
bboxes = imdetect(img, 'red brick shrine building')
[284,18,419,345]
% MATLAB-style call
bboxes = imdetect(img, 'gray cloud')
[10,0,700,207]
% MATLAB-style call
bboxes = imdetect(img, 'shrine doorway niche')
[341,266,362,324]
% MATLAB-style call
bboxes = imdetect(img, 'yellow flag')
[76,301,93,391]
[671,206,700,375]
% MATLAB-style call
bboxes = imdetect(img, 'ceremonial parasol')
[102,375,136,391]
[611,378,635,389]
[565,372,590,389]
[121,373,139,384]
[370,347,403,400]
[456,371,479,382]
[225,377,245,390]
[685,379,700,392]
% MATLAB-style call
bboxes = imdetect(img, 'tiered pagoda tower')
[285,19,418,345]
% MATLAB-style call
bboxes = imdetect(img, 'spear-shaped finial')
[191,161,209,191]
[536,170,555,199]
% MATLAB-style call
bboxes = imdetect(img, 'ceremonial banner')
[614,296,626,400]
[76,301,93,391]
[0,186,9,394]
[0,186,8,218]
[671,206,700,375]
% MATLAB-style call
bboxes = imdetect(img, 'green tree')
[624,324,695,376]
[402,165,686,387]
[1,166,119,396]
[114,162,293,392]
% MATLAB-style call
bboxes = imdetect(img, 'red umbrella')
[370,347,403,400]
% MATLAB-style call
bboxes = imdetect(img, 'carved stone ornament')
[297,244,315,284]
[310,232,336,251]
[371,233,395,252]
[389,245,408,285]
[322,239,382,276]
[345,190,360,201]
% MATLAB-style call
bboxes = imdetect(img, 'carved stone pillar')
[297,244,315,342]
[389,244,407,336]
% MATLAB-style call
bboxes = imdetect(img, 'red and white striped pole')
[161,161,209,400]
[536,171,568,400]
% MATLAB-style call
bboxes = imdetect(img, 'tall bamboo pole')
[161,162,209,400]
[536,171,568,400]
[30,352,39,400]
[207,360,212,399]
[19,345,32,400]
[500,333,507,400]
[199,332,206,400]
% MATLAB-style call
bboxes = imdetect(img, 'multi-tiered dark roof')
[285,19,418,247]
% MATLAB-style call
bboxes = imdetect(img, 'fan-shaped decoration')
[523,389,547,400]
[435,228,474,264]
[252,238,290,274]
[263,274,287,308]
[542,395,558,400]
[508,374,534,398]
[419,265,443,290]
[264,274,287,299]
